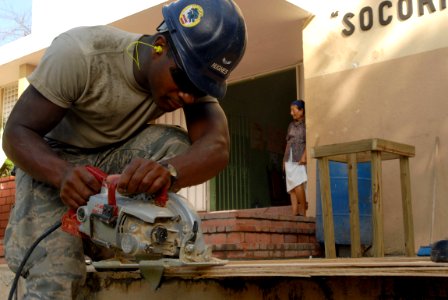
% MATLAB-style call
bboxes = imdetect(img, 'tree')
[0,0,31,45]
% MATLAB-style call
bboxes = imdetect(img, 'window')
[1,83,19,128]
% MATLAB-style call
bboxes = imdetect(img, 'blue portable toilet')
[316,161,372,245]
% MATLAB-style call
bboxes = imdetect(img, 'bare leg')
[289,191,299,216]
[293,183,307,216]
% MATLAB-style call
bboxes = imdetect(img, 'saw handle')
[85,165,108,183]
[85,165,118,207]
[62,165,169,237]
[61,166,110,236]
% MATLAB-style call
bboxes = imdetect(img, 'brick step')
[212,243,318,260]
[200,206,313,221]
[201,218,315,235]
[203,231,315,245]
[214,242,317,252]
[199,206,322,260]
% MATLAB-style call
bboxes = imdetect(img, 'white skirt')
[285,162,308,192]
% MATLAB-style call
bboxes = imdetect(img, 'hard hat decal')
[179,4,204,28]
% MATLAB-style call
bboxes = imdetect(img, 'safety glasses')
[169,66,206,98]
[164,33,206,98]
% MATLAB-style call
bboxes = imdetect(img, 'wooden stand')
[312,139,415,258]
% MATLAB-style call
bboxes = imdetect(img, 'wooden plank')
[373,139,415,157]
[159,257,448,279]
[400,157,416,256]
[348,154,361,258]
[312,139,375,158]
[371,151,384,257]
[312,138,415,159]
[317,151,410,163]
[317,158,336,258]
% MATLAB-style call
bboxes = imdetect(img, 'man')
[2,0,247,298]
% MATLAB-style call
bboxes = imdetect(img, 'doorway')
[211,67,298,210]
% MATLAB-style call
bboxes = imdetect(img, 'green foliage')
[0,158,14,177]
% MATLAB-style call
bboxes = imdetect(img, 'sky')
[0,0,32,46]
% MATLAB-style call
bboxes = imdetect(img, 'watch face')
[167,164,177,178]
[162,162,177,178]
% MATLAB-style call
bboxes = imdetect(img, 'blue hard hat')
[159,0,247,100]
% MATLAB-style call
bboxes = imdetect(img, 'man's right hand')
[59,166,103,209]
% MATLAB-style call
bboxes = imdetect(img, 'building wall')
[303,0,448,254]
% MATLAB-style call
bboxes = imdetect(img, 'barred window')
[1,83,19,128]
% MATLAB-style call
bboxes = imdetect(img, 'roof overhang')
[0,0,311,86]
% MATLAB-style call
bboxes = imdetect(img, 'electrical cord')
[8,220,62,300]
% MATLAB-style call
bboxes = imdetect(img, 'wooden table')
[312,139,415,258]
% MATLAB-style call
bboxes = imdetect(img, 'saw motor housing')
[76,189,210,263]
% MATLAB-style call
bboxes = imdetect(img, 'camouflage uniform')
[4,124,190,299]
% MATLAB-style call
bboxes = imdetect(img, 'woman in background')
[283,100,308,216]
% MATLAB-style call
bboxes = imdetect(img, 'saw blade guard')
[76,189,211,263]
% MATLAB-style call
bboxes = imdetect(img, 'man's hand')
[59,166,103,209]
[116,158,171,195]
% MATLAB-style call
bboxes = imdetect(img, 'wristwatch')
[160,162,178,190]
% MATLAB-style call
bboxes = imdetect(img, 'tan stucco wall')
[305,0,448,77]
[303,0,448,254]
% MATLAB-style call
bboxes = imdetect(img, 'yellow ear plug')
[153,45,162,54]
[126,41,163,70]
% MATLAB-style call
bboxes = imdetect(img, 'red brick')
[0,220,8,228]
[0,204,11,213]
[225,250,246,259]
[244,233,271,244]
[0,212,11,221]
[271,233,284,244]
[200,225,215,234]
[298,235,310,243]
[199,208,319,260]
[284,234,298,243]
[202,235,212,244]
[204,233,227,245]
[211,251,226,259]
[229,224,257,232]
[212,244,239,251]
[0,176,14,183]
[226,232,244,244]
[207,219,234,228]
[7,181,16,189]
[6,196,15,204]
[201,211,237,220]
[252,250,270,259]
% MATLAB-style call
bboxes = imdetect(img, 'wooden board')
[312,138,415,160]
[160,257,448,279]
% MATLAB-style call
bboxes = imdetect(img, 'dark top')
[283,119,306,163]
